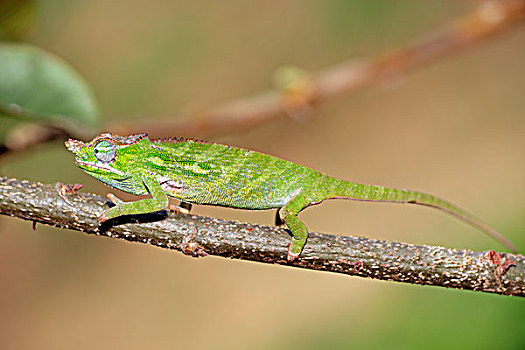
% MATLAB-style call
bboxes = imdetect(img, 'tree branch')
[1,176,523,297]
[109,0,525,138]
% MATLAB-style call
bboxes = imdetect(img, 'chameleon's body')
[65,133,516,261]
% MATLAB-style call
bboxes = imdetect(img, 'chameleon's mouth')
[75,159,126,177]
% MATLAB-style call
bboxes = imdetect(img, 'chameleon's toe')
[287,240,304,262]
[98,212,109,223]
[287,250,300,262]
[286,232,307,262]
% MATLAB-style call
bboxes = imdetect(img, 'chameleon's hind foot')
[286,237,306,262]
[280,195,311,262]
[287,250,300,262]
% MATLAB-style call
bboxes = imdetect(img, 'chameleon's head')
[65,133,148,181]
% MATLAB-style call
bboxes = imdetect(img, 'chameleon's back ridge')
[146,137,324,209]
[66,133,517,262]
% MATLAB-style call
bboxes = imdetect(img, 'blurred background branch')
[1,176,523,297]
[109,0,525,138]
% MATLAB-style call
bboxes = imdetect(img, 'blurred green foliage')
[0,44,100,140]
[278,289,525,349]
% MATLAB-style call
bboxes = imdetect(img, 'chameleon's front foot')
[98,193,124,222]
[97,188,169,223]
[98,211,110,223]
[99,207,117,222]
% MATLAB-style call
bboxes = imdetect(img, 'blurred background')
[1,0,525,349]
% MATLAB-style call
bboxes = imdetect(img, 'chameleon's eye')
[93,140,116,163]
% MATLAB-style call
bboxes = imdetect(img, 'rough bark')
[1,176,523,297]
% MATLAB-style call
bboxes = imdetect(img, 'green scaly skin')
[65,133,517,261]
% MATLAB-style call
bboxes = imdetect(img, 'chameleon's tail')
[327,179,517,253]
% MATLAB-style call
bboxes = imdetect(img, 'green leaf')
[0,43,100,136]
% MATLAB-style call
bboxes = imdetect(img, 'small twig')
[1,176,523,297]
[0,105,95,158]
[0,124,66,158]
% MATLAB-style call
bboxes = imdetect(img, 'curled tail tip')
[419,198,518,254]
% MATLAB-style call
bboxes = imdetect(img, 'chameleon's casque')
[66,133,516,261]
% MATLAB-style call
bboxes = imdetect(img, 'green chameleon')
[65,133,516,261]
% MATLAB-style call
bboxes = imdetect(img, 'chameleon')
[65,133,517,261]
